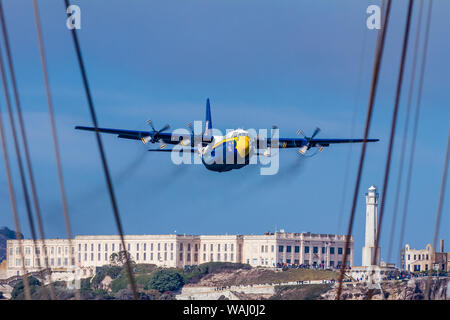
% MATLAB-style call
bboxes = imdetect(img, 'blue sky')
[0,0,449,266]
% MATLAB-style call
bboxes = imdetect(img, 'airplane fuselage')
[201,129,254,172]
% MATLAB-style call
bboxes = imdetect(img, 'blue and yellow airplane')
[75,99,379,172]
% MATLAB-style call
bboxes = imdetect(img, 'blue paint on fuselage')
[201,139,250,172]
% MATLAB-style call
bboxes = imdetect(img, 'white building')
[350,186,397,282]
[362,185,381,266]
[4,231,353,279]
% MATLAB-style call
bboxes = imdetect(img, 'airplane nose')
[236,136,251,158]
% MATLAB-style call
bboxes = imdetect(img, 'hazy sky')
[0,0,449,266]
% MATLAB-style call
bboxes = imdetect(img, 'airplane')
[75,99,379,172]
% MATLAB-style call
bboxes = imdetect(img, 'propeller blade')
[159,124,170,133]
[311,127,321,139]
[187,122,194,134]
[146,119,156,132]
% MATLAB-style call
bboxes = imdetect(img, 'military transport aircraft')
[75,99,379,172]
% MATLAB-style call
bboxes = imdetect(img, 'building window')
[98,244,101,251]
[338,248,343,255]
[51,258,54,266]
[179,253,183,261]
[91,253,94,261]
[105,253,108,261]
[171,243,174,251]
[210,253,213,261]
[203,244,206,251]
[136,253,139,261]
[261,245,265,253]
[84,244,87,251]
[322,247,325,254]
[231,244,234,252]
[170,252,173,260]
[179,243,183,251]
[224,253,227,261]
[203,253,206,261]
[64,258,68,266]
[57,258,61,266]
[128,244,131,251]
[78,244,81,251]
[217,244,220,252]
[305,246,310,254]
[84,253,87,261]
[105,244,108,251]
[330,247,335,254]
[286,246,292,253]
[346,248,351,254]
[194,253,198,262]
[164,252,167,261]
[279,246,284,253]
[408,254,410,260]
[210,244,213,251]
[224,244,227,252]
[217,253,220,260]
[91,244,94,251]
[150,243,153,251]
[231,253,234,261]
[295,246,300,253]
[164,243,168,251]
[143,253,146,261]
[98,253,101,260]
[313,247,318,254]
[143,243,146,251]
[136,243,139,251]
[150,253,153,261]
[112,243,115,251]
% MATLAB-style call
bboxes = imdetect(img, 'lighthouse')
[362,185,381,266]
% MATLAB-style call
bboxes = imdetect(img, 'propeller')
[297,127,321,155]
[146,119,171,143]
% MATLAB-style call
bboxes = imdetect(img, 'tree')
[11,276,41,299]
[146,269,184,293]
[110,251,133,266]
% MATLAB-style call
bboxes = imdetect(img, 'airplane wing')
[75,126,198,145]
[261,137,379,148]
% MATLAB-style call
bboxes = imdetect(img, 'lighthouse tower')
[362,185,381,266]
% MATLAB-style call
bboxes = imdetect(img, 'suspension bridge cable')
[425,127,449,299]
[397,0,433,271]
[0,5,54,300]
[63,0,138,299]
[336,0,392,300]
[367,0,414,300]
[387,0,424,265]
[31,0,80,300]
[336,6,369,235]
[0,99,31,300]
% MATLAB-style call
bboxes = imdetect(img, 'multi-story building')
[401,240,448,272]
[5,231,353,279]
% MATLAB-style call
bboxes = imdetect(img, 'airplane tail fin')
[204,98,212,135]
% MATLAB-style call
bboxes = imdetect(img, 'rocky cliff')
[320,278,449,300]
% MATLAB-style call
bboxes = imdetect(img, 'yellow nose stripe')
[235,136,250,158]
